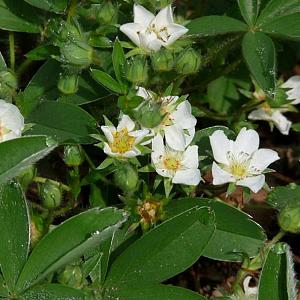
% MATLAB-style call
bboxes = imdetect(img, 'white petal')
[136,87,152,100]
[117,114,135,131]
[139,31,162,52]
[212,162,235,185]
[171,101,197,129]
[248,108,271,121]
[243,276,258,297]
[164,125,186,151]
[101,125,115,143]
[156,167,173,178]
[103,142,118,157]
[182,145,199,168]
[173,168,201,185]
[234,127,259,156]
[130,129,150,143]
[164,24,188,46]
[271,110,291,135]
[0,101,24,134]
[154,5,173,28]
[123,148,141,157]
[209,130,230,165]
[119,23,144,47]
[281,76,300,104]
[184,126,195,147]
[249,148,280,174]
[151,134,165,164]
[2,131,20,142]
[237,175,265,193]
[133,4,155,26]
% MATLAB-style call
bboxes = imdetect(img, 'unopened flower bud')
[113,163,138,193]
[96,1,118,24]
[0,70,17,101]
[278,205,300,233]
[40,180,62,209]
[176,48,201,75]
[126,57,148,84]
[58,265,83,288]
[63,145,85,167]
[134,100,163,128]
[17,165,36,191]
[58,72,79,95]
[61,40,93,68]
[151,49,174,72]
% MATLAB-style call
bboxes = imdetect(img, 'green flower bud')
[17,165,36,191]
[58,265,83,288]
[176,48,201,75]
[63,145,85,167]
[0,70,17,101]
[96,1,118,24]
[151,49,174,72]
[134,100,163,128]
[58,72,79,95]
[40,180,62,209]
[126,57,148,84]
[113,163,138,193]
[61,40,93,68]
[278,205,300,233]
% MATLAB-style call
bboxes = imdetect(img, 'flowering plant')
[0,0,299,299]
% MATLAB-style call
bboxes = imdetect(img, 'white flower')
[248,106,291,135]
[101,114,149,158]
[0,100,24,142]
[137,87,196,151]
[151,134,201,185]
[209,128,279,193]
[120,4,188,52]
[281,75,300,104]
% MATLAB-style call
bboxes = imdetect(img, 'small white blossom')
[120,4,188,52]
[0,100,24,142]
[151,134,201,186]
[209,128,279,193]
[137,87,196,151]
[248,106,291,135]
[101,114,149,158]
[281,75,300,104]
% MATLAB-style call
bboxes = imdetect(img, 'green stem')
[16,58,33,80]
[9,32,15,71]
[33,176,71,192]
[82,147,96,169]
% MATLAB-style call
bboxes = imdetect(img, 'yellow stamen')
[163,156,181,171]
[110,128,135,154]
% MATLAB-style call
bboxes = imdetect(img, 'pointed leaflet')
[237,0,261,26]
[24,0,68,13]
[242,31,276,97]
[0,136,56,185]
[258,243,297,300]
[16,207,127,292]
[0,182,29,292]
[166,198,266,261]
[21,284,86,300]
[104,207,215,291]
[25,101,98,144]
[90,69,122,94]
[187,16,248,36]
[112,39,126,87]
[105,284,207,300]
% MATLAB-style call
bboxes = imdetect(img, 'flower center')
[229,161,248,178]
[225,152,251,179]
[110,128,135,154]
[148,24,169,42]
[163,155,181,171]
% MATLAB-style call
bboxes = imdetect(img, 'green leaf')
[24,0,68,13]
[257,0,300,26]
[0,136,56,185]
[187,16,248,36]
[16,60,61,117]
[16,207,127,292]
[258,243,297,300]
[242,31,276,97]
[105,284,207,300]
[260,13,300,41]
[0,0,41,33]
[112,39,126,85]
[26,45,59,61]
[267,184,300,210]
[166,198,266,261]
[104,207,215,289]
[21,284,86,300]
[237,0,261,26]
[24,101,98,144]
[90,69,122,94]
[0,182,29,291]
